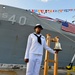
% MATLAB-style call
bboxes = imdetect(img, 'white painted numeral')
[8,15,16,24]
[2,13,8,18]
[19,16,26,25]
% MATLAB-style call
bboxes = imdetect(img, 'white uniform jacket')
[24,33,55,59]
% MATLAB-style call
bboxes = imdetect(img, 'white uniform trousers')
[26,53,42,75]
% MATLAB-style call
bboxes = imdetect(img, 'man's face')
[35,27,42,34]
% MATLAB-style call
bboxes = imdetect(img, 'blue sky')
[0,0,75,23]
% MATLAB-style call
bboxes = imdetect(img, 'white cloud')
[41,0,49,2]
[40,0,60,2]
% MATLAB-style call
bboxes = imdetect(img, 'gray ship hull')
[0,4,75,67]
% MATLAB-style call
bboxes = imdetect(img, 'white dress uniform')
[24,32,55,75]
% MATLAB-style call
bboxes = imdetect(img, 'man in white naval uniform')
[24,24,56,75]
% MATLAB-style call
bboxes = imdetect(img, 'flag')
[59,9,63,12]
[47,10,50,13]
[62,22,75,34]
[69,9,73,11]
[32,10,34,12]
[37,15,55,21]
[38,10,41,13]
[34,10,38,13]
[64,9,69,12]
[50,10,53,13]
[41,10,45,13]
[54,10,58,12]
[45,10,47,13]
[62,22,68,27]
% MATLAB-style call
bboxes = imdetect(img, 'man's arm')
[44,38,55,54]
[24,34,32,62]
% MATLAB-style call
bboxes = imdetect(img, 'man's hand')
[24,59,29,63]
[55,51,59,53]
